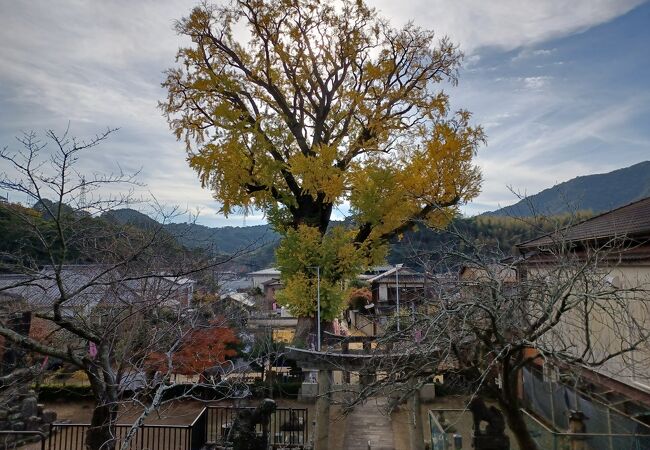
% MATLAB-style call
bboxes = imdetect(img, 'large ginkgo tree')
[162,0,485,340]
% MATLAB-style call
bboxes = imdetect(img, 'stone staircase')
[342,399,395,450]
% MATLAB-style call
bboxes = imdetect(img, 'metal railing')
[206,406,309,448]
[44,406,309,450]
[522,408,650,450]
[521,365,650,450]
[46,422,194,450]
[427,409,466,450]
[0,430,46,450]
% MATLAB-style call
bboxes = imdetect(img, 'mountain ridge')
[485,160,650,217]
[100,160,650,268]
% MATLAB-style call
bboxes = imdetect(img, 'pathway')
[342,398,395,450]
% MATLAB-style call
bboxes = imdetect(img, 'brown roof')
[518,196,650,249]
[262,278,282,287]
[366,266,423,283]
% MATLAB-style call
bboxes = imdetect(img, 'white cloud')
[512,48,557,62]
[371,0,644,53]
[0,0,647,225]
[533,49,556,56]
[461,82,650,213]
[523,76,552,90]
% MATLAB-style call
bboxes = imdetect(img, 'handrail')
[0,431,46,437]
[0,430,46,450]
[188,407,207,427]
[521,408,650,437]
[323,331,376,342]
[52,422,192,429]
[428,408,466,412]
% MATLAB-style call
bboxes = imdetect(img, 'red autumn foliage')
[0,315,54,363]
[348,287,372,310]
[30,316,56,344]
[148,321,238,376]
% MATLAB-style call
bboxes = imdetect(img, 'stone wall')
[0,388,57,449]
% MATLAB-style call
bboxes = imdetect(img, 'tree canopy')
[148,320,238,376]
[163,0,484,321]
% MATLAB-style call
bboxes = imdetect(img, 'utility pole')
[396,263,403,331]
[316,266,321,351]
[79,176,87,210]
[308,266,322,351]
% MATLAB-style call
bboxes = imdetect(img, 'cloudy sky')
[1,0,649,227]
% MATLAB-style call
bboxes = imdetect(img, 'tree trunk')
[499,398,538,450]
[292,194,332,235]
[499,354,539,450]
[294,317,316,348]
[85,363,119,450]
[293,317,333,348]
[86,401,118,450]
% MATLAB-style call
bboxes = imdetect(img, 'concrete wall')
[251,274,279,288]
[248,317,298,328]
[350,310,376,335]
[526,262,650,394]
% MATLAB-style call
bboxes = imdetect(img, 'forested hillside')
[165,223,279,254]
[487,161,650,217]
[0,203,187,270]
[0,202,598,271]
[386,212,592,264]
[10,159,647,271]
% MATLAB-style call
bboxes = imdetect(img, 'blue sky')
[1,0,648,226]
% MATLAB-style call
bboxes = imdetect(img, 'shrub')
[37,384,93,401]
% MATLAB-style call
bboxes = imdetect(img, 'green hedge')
[37,384,94,401]
[251,381,302,399]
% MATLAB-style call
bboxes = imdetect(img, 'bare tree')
[0,128,251,450]
[347,215,650,450]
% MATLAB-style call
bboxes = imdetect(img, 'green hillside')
[8,161,645,271]
[486,161,650,217]
[164,222,279,254]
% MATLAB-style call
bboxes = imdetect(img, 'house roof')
[366,266,423,284]
[459,263,517,283]
[248,267,281,276]
[223,291,255,308]
[217,277,253,293]
[162,276,194,286]
[0,265,194,310]
[365,265,395,274]
[517,196,650,250]
[262,278,282,287]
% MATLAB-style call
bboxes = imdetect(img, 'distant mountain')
[101,209,280,270]
[102,208,160,229]
[164,222,279,254]
[98,160,650,270]
[486,161,650,217]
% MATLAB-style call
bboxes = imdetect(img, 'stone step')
[342,399,395,450]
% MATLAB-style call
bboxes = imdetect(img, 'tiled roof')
[261,277,282,286]
[223,291,255,308]
[366,266,423,283]
[248,267,281,276]
[518,196,650,249]
[0,265,192,310]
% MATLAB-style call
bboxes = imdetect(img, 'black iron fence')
[44,406,309,450]
[206,406,309,448]
[46,422,194,450]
